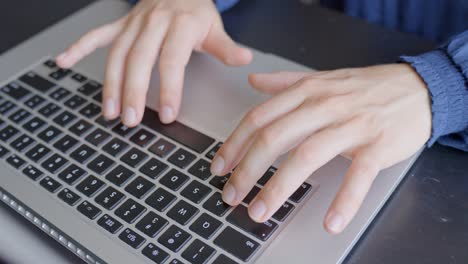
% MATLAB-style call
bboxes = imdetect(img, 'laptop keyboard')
[0,58,314,264]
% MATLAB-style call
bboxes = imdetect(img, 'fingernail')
[159,106,174,124]
[56,51,68,62]
[326,212,344,234]
[122,106,137,126]
[211,156,225,175]
[249,199,267,221]
[222,183,236,204]
[104,98,116,117]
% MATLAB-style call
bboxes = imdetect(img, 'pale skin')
[57,0,432,234]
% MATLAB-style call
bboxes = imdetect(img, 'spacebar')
[142,107,215,154]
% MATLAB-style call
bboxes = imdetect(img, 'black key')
[40,176,62,193]
[227,205,278,241]
[1,82,30,100]
[168,148,196,169]
[258,167,276,186]
[159,169,189,191]
[125,176,155,199]
[188,159,211,180]
[22,117,46,133]
[49,87,71,101]
[142,108,215,154]
[115,199,146,224]
[181,180,211,204]
[139,158,168,180]
[189,213,222,240]
[158,225,192,252]
[136,211,169,238]
[37,125,62,143]
[142,243,170,264]
[24,164,44,181]
[49,68,72,80]
[214,227,260,262]
[209,174,230,190]
[85,128,110,146]
[102,137,128,156]
[64,94,86,110]
[77,80,101,95]
[145,188,176,212]
[69,119,92,136]
[24,95,45,109]
[98,214,123,234]
[149,138,176,158]
[44,59,57,68]
[273,201,295,222]
[58,164,86,185]
[112,123,136,137]
[76,175,105,197]
[8,108,31,124]
[41,153,68,174]
[19,71,55,92]
[58,188,81,206]
[289,182,312,203]
[0,100,16,114]
[79,103,101,118]
[202,192,231,217]
[243,186,260,204]
[71,73,87,83]
[87,154,115,175]
[182,239,216,264]
[205,142,222,160]
[0,145,9,158]
[53,134,79,153]
[95,115,118,128]
[77,201,101,220]
[105,165,134,187]
[10,134,35,152]
[120,147,148,168]
[130,129,156,147]
[119,228,146,249]
[0,125,18,142]
[25,143,50,162]
[92,91,102,103]
[95,186,125,210]
[169,259,184,264]
[167,200,199,226]
[38,102,60,118]
[6,154,26,169]
[212,255,238,264]
[53,111,76,126]
[70,144,96,163]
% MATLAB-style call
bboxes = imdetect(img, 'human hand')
[56,0,252,125]
[210,64,432,234]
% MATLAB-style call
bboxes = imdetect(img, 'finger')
[157,15,200,124]
[248,71,310,95]
[56,17,127,68]
[324,143,382,234]
[121,12,171,127]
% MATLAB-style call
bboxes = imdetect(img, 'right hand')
[56,0,252,126]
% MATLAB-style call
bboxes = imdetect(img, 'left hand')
[210,64,432,234]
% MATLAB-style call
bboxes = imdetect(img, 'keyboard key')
[79,102,101,118]
[6,154,26,169]
[53,111,76,127]
[102,137,128,156]
[120,147,148,168]
[64,94,86,110]
[188,159,211,180]
[69,119,93,136]
[289,182,312,203]
[77,201,101,220]
[139,158,168,180]
[77,80,101,95]
[149,138,176,158]
[92,91,102,102]
[40,176,62,193]
[19,71,55,92]
[41,153,68,173]
[158,225,192,252]
[258,167,276,186]
[1,82,30,100]
[53,135,79,153]
[105,165,134,187]
[87,154,115,175]
[202,192,231,217]
[10,134,35,152]
[0,145,9,158]
[49,87,71,101]
[71,73,87,83]
[0,125,19,141]
[182,239,216,264]
[205,142,222,160]
[112,123,136,137]
[243,186,260,204]
[145,188,176,212]
[136,211,169,238]
[167,200,199,226]
[76,175,105,197]
[95,115,119,128]
[119,228,146,249]
[70,144,96,163]
[37,125,62,143]
[181,180,211,204]
[227,205,278,241]
[159,169,189,191]
[44,59,57,68]
[58,188,81,206]
[23,117,46,133]
[209,174,230,190]
[168,148,196,169]
[38,102,60,118]
[189,213,222,240]
[212,254,238,264]
[130,128,156,147]
[0,100,16,114]
[22,164,44,181]
[115,199,146,224]
[8,108,30,124]
[85,128,110,146]
[273,201,295,222]
[24,95,45,109]
[125,176,155,199]
[58,164,86,185]
[98,214,123,234]
[49,68,72,80]
[25,143,50,162]
[95,186,125,210]
[214,227,260,262]
[169,259,184,264]
[142,243,170,264]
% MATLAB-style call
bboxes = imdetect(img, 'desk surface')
[1,1,467,263]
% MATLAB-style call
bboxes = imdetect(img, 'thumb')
[248,71,310,94]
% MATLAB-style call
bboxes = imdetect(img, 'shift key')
[227,205,278,241]
[214,226,260,262]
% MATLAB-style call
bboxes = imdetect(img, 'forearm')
[128,0,240,12]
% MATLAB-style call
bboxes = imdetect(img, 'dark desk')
[1,0,467,263]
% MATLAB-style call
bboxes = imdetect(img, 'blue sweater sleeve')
[127,0,240,12]
[401,30,468,152]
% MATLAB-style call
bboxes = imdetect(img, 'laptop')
[0,1,420,263]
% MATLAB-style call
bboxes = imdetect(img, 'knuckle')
[257,129,277,148]
[244,107,265,129]
[292,144,317,164]
[263,183,288,201]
